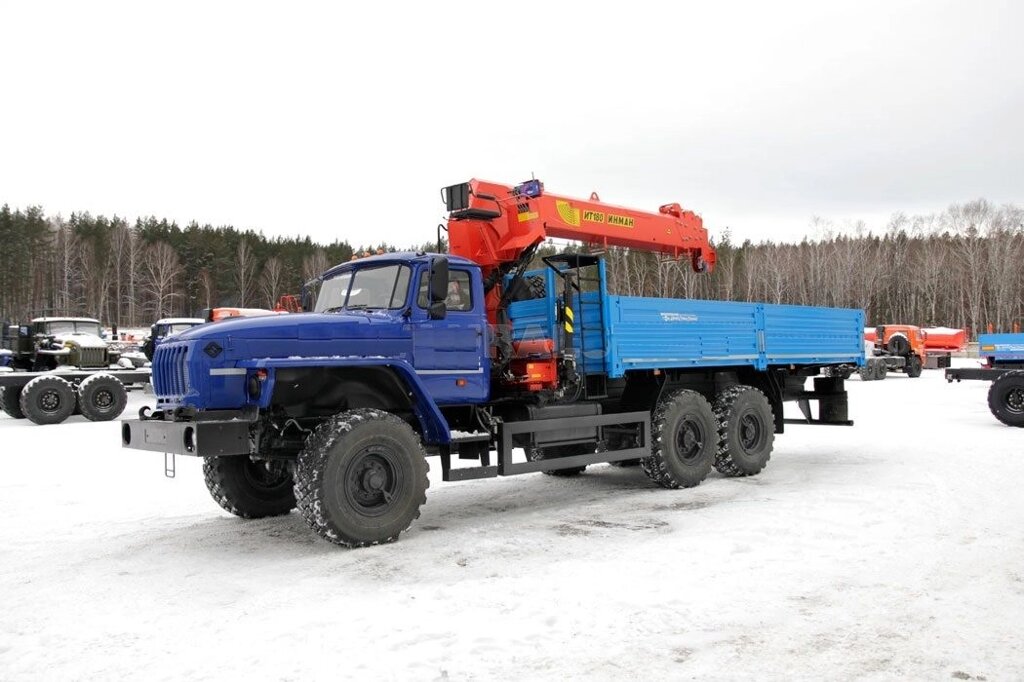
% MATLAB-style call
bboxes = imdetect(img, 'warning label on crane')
[556,200,581,227]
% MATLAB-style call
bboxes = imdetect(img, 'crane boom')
[444,178,716,278]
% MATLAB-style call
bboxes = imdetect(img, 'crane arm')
[444,178,716,278]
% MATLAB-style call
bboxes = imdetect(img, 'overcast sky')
[1,1,1021,248]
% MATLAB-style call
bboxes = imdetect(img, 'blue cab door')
[411,266,490,404]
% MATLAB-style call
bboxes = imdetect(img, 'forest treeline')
[0,198,1021,337]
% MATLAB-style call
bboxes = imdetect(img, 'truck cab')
[143,253,488,426]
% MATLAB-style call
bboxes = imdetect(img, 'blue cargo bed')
[508,266,864,378]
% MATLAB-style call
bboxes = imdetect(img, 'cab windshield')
[315,265,411,313]
[45,320,102,336]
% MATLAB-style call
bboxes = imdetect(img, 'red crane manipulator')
[444,178,716,322]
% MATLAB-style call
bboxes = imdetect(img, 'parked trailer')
[121,178,865,548]
[946,333,1024,427]
[0,369,149,425]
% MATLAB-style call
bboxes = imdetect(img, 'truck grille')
[153,343,189,397]
[78,347,107,368]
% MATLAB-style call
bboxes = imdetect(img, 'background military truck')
[0,317,150,425]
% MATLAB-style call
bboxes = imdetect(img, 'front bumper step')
[121,418,251,457]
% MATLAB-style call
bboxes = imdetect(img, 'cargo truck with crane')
[121,178,864,547]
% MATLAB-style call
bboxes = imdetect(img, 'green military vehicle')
[0,317,150,425]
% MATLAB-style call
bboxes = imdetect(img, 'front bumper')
[121,417,252,457]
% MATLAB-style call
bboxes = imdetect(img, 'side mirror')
[429,256,449,303]
[427,257,449,320]
[301,278,321,313]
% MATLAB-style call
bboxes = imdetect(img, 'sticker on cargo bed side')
[660,312,698,322]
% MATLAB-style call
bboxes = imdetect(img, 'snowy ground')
[1,362,1022,681]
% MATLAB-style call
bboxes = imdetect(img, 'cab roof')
[155,318,205,325]
[32,317,101,324]
[321,252,477,281]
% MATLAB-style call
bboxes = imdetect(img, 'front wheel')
[294,409,429,547]
[905,355,923,378]
[988,370,1024,427]
[203,456,296,519]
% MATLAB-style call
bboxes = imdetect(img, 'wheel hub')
[675,417,704,462]
[95,390,113,408]
[740,413,762,450]
[346,448,401,516]
[40,390,60,412]
[1007,388,1024,413]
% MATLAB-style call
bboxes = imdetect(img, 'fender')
[238,356,451,445]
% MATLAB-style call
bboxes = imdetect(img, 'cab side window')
[417,269,473,312]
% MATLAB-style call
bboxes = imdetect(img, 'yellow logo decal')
[607,214,634,228]
[582,210,605,223]
[556,200,581,227]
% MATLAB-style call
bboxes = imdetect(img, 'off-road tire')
[19,376,76,425]
[905,355,923,378]
[203,456,296,519]
[294,409,429,547]
[0,386,26,419]
[713,385,775,477]
[77,373,128,422]
[641,389,717,489]
[527,444,589,476]
[859,364,872,381]
[988,370,1024,428]
[875,362,888,381]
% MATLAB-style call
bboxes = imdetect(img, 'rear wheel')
[527,444,589,476]
[875,362,888,381]
[77,374,128,421]
[988,370,1024,427]
[19,376,76,425]
[204,456,296,518]
[294,409,429,547]
[905,355,923,378]
[713,386,775,477]
[642,389,716,489]
[0,386,26,419]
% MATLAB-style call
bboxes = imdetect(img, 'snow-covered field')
[1,362,1022,680]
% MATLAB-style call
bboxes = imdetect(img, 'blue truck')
[946,332,1024,426]
[121,178,865,547]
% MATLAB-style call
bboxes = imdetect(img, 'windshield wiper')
[322,304,379,314]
